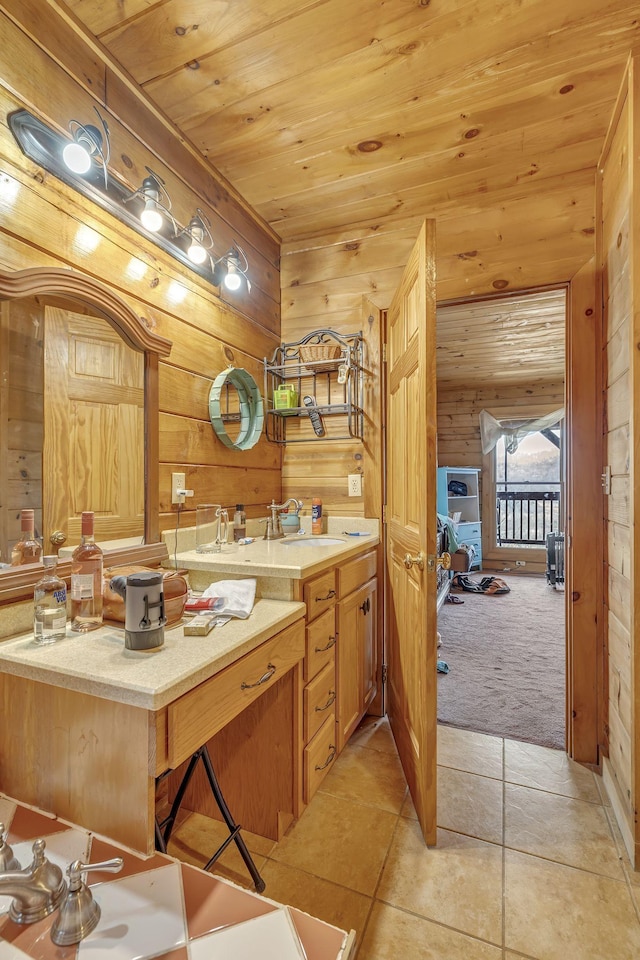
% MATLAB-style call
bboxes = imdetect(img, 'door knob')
[50,531,67,546]
[437,552,452,569]
[403,552,425,570]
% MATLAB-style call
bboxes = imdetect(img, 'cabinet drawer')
[304,658,336,743]
[304,570,337,622]
[337,550,377,599]
[304,713,337,802]
[167,619,304,768]
[458,522,481,539]
[305,608,337,681]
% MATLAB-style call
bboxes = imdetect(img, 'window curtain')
[479,408,564,456]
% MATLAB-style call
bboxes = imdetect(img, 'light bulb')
[63,141,92,175]
[140,200,163,232]
[224,261,242,291]
[187,241,207,264]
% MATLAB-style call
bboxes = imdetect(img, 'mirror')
[0,266,172,602]
[208,367,264,451]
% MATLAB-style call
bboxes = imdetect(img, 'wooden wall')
[597,55,638,863]
[0,5,282,543]
[280,186,591,527]
[437,379,565,573]
[280,297,383,523]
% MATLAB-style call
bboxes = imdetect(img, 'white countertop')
[172,530,379,581]
[0,598,305,711]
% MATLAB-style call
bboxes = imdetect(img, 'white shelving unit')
[437,467,482,570]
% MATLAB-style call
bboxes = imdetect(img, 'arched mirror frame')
[0,266,173,604]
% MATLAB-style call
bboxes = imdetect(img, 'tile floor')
[167,719,640,959]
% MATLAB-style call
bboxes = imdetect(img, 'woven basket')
[299,343,342,370]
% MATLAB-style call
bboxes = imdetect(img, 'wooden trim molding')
[0,265,172,605]
[0,267,172,356]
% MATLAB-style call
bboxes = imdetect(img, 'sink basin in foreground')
[278,537,345,547]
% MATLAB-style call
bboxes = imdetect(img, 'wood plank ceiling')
[436,288,566,387]
[63,0,637,382]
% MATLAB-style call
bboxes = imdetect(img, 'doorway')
[434,287,568,750]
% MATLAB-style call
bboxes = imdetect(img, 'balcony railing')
[496,484,561,546]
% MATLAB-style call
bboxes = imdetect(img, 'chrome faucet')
[51,855,123,945]
[260,499,303,540]
[0,822,21,872]
[0,838,66,923]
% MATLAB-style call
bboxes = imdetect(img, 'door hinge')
[382,342,387,363]
[381,663,388,684]
[382,504,387,524]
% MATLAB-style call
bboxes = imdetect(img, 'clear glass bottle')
[34,556,67,644]
[70,511,104,632]
[233,503,246,541]
[11,509,42,566]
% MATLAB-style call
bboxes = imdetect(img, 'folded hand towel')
[202,579,257,619]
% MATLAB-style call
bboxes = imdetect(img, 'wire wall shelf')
[263,329,365,444]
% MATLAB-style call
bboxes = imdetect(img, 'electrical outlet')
[171,471,186,504]
[515,560,526,567]
[348,474,362,497]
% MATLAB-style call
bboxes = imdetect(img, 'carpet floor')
[437,572,566,750]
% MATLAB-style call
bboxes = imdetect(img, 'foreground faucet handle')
[0,822,21,871]
[51,856,123,946]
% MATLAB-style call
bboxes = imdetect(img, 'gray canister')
[111,571,166,650]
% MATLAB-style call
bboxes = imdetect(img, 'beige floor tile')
[438,767,503,844]
[505,848,640,960]
[594,771,612,807]
[505,782,624,879]
[259,859,372,949]
[270,792,397,896]
[358,901,503,960]
[504,738,600,802]
[376,820,503,945]
[603,806,636,879]
[400,790,417,820]
[437,724,504,780]
[349,716,398,755]
[167,812,271,889]
[318,743,407,814]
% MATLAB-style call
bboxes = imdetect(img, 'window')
[495,424,562,547]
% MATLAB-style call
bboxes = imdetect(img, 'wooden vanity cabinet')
[336,574,377,752]
[298,548,378,802]
[301,569,338,801]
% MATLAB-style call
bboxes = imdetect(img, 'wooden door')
[43,306,144,548]
[386,221,438,844]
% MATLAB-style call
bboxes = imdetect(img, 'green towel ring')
[208,367,264,451]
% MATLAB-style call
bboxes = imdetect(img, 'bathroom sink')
[279,537,344,547]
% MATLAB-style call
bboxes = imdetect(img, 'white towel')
[202,579,257,619]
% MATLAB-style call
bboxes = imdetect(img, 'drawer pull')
[315,691,336,712]
[240,662,276,689]
[315,745,336,771]
[315,589,336,602]
[359,597,371,614]
[314,636,336,653]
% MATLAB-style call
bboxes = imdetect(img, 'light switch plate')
[348,474,362,497]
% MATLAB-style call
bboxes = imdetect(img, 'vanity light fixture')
[181,208,214,265]
[8,109,252,294]
[213,245,252,293]
[124,167,174,234]
[62,108,110,188]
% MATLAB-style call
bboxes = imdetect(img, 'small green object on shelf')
[273,384,299,414]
